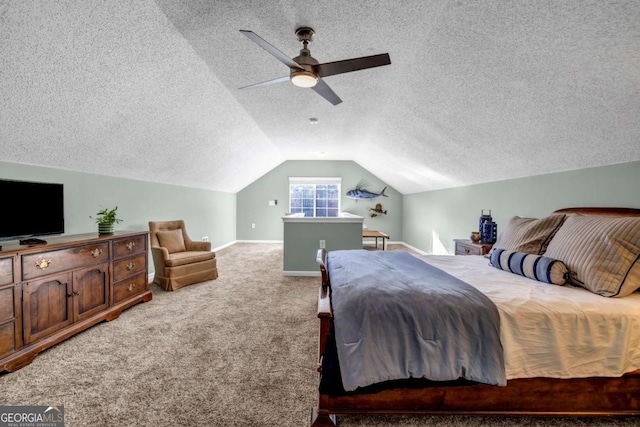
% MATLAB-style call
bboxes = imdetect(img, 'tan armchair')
[149,220,218,291]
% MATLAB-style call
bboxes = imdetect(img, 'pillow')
[544,215,640,297]
[489,249,569,285]
[156,229,186,254]
[492,214,566,255]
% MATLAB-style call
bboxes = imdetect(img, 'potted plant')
[91,206,123,235]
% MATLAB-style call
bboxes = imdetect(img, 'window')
[289,177,341,217]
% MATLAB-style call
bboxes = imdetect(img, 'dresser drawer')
[113,235,147,259]
[113,273,147,305]
[22,243,109,280]
[0,257,14,286]
[455,242,482,255]
[0,321,15,357]
[113,253,146,282]
[454,239,492,256]
[0,286,14,323]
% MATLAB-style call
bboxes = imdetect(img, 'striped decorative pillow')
[489,249,569,285]
[544,215,640,297]
[492,214,566,255]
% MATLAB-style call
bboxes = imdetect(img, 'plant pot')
[98,223,114,235]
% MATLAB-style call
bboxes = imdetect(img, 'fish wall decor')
[370,203,387,217]
[346,180,388,200]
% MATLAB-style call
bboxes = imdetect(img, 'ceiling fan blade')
[240,30,303,70]
[317,53,391,78]
[239,75,289,90]
[311,79,342,105]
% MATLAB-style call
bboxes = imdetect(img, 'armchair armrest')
[150,246,170,276]
[188,241,212,252]
[151,246,170,259]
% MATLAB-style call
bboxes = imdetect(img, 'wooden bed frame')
[311,207,640,426]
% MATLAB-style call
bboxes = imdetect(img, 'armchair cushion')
[157,229,186,254]
[165,251,216,267]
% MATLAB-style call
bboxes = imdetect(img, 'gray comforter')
[328,250,506,391]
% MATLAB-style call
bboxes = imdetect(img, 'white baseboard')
[361,239,402,247]
[212,239,429,255]
[234,240,283,244]
[282,271,321,277]
[397,241,428,255]
[212,240,238,252]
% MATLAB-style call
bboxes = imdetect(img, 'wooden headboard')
[553,207,640,217]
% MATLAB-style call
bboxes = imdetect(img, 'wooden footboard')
[312,246,640,426]
[312,371,640,423]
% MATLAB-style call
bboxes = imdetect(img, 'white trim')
[212,241,239,252]
[234,239,283,244]
[397,241,429,255]
[361,239,404,245]
[361,240,428,253]
[209,240,430,256]
[283,270,321,277]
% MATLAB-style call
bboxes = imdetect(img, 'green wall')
[283,220,363,273]
[5,159,638,264]
[403,161,640,254]
[236,160,402,241]
[0,162,236,273]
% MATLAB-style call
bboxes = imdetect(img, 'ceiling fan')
[239,27,391,105]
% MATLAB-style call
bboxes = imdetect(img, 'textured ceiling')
[1,0,639,194]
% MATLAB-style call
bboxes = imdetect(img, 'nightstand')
[454,239,493,256]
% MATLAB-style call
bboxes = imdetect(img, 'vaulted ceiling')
[1,1,639,194]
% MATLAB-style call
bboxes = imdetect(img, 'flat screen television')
[0,179,65,244]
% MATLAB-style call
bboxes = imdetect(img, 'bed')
[311,207,640,426]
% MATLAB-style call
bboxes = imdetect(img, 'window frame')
[288,177,341,218]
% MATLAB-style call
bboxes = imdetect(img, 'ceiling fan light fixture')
[290,70,318,88]
[239,27,390,105]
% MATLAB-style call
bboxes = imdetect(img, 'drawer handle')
[91,248,103,258]
[126,283,137,292]
[36,258,52,270]
[126,242,136,251]
[126,262,135,271]
[464,247,471,254]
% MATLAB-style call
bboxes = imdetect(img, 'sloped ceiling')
[1,1,639,194]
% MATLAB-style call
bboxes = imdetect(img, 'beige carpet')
[0,243,637,426]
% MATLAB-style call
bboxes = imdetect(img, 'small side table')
[454,239,493,256]
[363,230,389,250]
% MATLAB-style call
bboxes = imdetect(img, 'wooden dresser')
[454,239,493,256]
[0,231,151,373]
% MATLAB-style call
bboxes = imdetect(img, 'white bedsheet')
[416,254,640,380]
